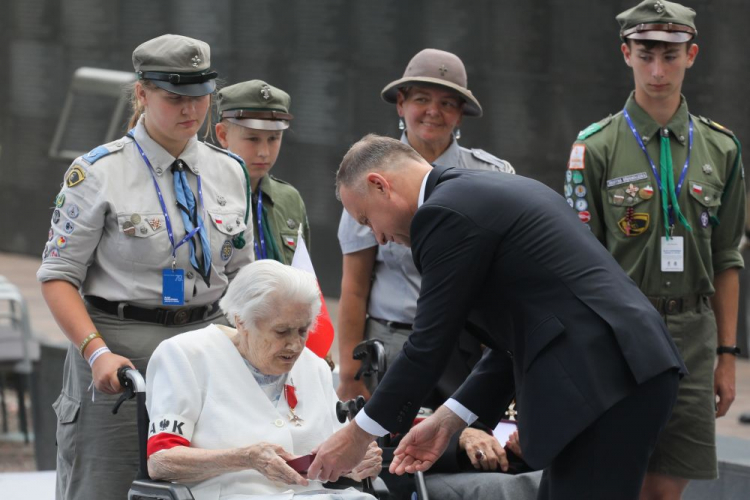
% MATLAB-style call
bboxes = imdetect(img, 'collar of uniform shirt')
[625,91,690,143]
[418,169,430,208]
[401,131,461,169]
[133,116,202,174]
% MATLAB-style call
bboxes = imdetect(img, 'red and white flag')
[291,228,334,358]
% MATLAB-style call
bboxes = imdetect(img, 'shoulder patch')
[577,115,613,141]
[203,141,246,167]
[80,138,128,165]
[470,149,514,173]
[698,115,736,139]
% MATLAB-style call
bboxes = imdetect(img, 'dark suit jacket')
[365,165,685,470]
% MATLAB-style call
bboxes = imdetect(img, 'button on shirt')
[37,117,253,307]
[337,132,515,323]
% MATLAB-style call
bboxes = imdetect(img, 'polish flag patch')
[692,184,703,194]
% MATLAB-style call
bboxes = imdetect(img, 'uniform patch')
[575,199,588,211]
[692,184,703,195]
[564,184,573,197]
[640,185,654,200]
[577,123,601,140]
[49,248,60,258]
[575,185,587,198]
[56,236,68,249]
[52,209,61,224]
[146,413,194,458]
[284,236,296,248]
[566,197,574,208]
[578,211,591,223]
[221,239,233,261]
[565,170,572,183]
[606,172,648,188]
[700,211,710,228]
[66,204,80,219]
[625,183,639,197]
[123,221,136,236]
[48,228,54,241]
[568,144,586,170]
[572,172,584,184]
[55,193,65,208]
[147,217,162,231]
[65,166,86,188]
[618,213,649,236]
[64,221,75,234]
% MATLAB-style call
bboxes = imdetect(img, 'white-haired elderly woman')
[145,260,381,500]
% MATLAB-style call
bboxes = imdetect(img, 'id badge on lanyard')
[661,236,684,272]
[130,132,201,305]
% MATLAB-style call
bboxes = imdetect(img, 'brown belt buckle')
[173,308,190,325]
[665,298,680,314]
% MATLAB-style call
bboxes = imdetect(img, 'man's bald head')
[335,134,426,200]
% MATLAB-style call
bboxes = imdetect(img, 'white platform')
[0,470,56,500]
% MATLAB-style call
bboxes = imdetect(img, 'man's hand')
[715,356,736,417]
[389,405,467,475]
[459,427,508,472]
[307,420,375,482]
[336,377,371,402]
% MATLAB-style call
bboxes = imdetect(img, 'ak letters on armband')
[147,413,195,457]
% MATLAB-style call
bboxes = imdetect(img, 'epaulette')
[470,149,514,173]
[203,141,245,167]
[80,137,130,165]
[698,116,736,139]
[577,115,613,141]
[269,174,291,186]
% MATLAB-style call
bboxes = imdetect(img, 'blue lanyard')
[623,109,694,200]
[254,177,268,260]
[128,133,204,263]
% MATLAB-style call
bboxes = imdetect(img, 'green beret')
[617,0,697,43]
[217,80,293,131]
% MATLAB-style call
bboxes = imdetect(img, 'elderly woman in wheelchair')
[145,260,382,500]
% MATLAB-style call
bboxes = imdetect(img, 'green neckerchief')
[659,129,691,235]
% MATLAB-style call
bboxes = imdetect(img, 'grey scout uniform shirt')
[37,117,254,307]
[338,133,515,323]
[568,93,744,297]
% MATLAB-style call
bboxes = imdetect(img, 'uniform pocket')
[53,393,80,471]
[606,179,656,236]
[116,212,171,265]
[686,180,722,234]
[207,210,247,264]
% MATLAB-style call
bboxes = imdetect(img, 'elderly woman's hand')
[505,430,523,459]
[246,443,309,486]
[459,427,508,472]
[345,441,383,481]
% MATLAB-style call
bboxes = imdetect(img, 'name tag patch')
[607,172,648,188]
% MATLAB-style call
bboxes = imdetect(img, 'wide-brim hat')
[133,34,218,97]
[381,48,482,118]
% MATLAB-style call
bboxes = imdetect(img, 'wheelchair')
[112,366,391,500]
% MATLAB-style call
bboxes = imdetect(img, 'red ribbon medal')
[285,383,303,427]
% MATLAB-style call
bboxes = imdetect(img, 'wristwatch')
[716,345,741,356]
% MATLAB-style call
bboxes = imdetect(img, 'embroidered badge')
[618,213,650,236]
[55,236,68,249]
[65,166,86,188]
[572,172,584,185]
[64,221,74,234]
[575,185,587,198]
[575,198,588,211]
[52,209,61,225]
[566,197,574,208]
[700,211,710,228]
[67,204,80,219]
[221,239,233,261]
[564,184,573,197]
[147,217,162,231]
[568,144,586,170]
[578,211,591,223]
[285,236,296,248]
[55,193,65,208]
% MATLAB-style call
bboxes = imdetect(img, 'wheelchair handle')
[112,366,146,415]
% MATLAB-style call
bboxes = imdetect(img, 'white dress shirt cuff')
[354,410,390,437]
[444,398,479,426]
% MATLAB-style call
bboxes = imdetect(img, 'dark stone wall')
[1,0,748,295]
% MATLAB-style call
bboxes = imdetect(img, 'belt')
[369,316,413,331]
[647,295,707,315]
[85,295,221,326]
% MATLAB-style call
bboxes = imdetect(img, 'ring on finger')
[474,449,486,460]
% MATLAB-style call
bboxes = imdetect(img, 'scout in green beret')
[216,80,310,264]
[565,1,745,497]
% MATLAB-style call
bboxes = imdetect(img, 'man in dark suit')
[308,134,685,498]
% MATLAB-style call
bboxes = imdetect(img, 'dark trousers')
[537,368,680,500]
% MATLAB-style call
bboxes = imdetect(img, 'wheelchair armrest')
[128,478,195,500]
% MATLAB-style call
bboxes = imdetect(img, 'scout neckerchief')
[623,109,693,239]
[253,176,281,261]
[128,132,212,286]
[172,160,212,286]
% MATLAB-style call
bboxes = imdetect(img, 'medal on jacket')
[284,382,303,426]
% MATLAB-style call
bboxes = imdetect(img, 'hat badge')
[438,64,448,76]
[191,55,201,67]
[653,1,665,13]
[260,85,272,100]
